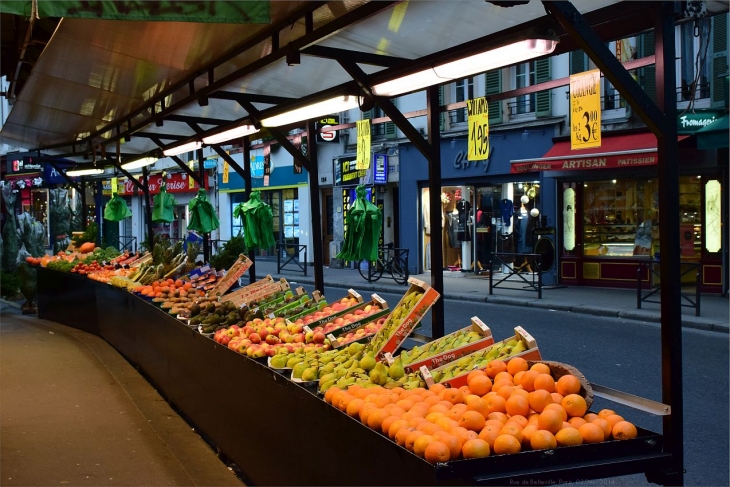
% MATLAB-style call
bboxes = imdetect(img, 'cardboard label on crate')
[208,255,253,297]
[190,265,211,280]
[404,340,495,374]
[225,279,288,308]
[348,289,363,302]
[323,307,391,339]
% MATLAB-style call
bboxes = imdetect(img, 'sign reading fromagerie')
[102,173,205,196]
[510,151,657,173]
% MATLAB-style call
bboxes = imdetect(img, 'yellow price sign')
[467,97,490,161]
[223,161,229,184]
[356,119,371,170]
[188,161,195,189]
[570,69,601,150]
[111,177,118,195]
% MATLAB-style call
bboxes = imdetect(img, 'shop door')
[322,188,333,266]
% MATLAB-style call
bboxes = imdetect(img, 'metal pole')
[654,3,684,485]
[198,148,210,263]
[242,137,256,283]
[306,120,325,292]
[142,166,155,253]
[426,85,444,338]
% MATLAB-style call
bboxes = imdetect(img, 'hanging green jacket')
[188,189,220,233]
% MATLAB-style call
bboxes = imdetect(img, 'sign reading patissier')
[356,119,371,170]
[466,97,490,161]
[570,69,601,150]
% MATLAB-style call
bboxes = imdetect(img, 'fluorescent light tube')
[261,95,363,127]
[66,168,105,177]
[163,141,202,157]
[372,38,558,97]
[203,125,260,145]
[121,156,158,170]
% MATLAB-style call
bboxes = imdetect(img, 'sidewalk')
[246,259,729,334]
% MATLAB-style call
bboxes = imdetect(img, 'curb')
[0,298,23,309]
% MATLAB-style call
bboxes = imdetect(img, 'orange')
[494,371,514,384]
[499,423,523,443]
[578,423,604,443]
[408,416,427,428]
[544,403,568,422]
[425,411,446,423]
[505,395,530,417]
[492,379,514,393]
[438,400,456,410]
[417,421,442,436]
[467,369,488,386]
[413,434,436,457]
[493,434,521,455]
[551,392,565,405]
[468,375,492,396]
[507,415,528,428]
[462,438,491,459]
[405,430,427,451]
[424,396,441,407]
[359,403,379,424]
[424,440,451,464]
[429,384,446,395]
[451,426,478,444]
[561,394,588,418]
[442,389,465,405]
[521,424,538,448]
[612,421,638,440]
[395,399,415,411]
[465,397,490,418]
[367,408,391,430]
[597,409,617,420]
[507,357,529,375]
[388,419,410,440]
[428,404,451,416]
[555,374,581,396]
[324,386,341,404]
[477,423,501,448]
[388,406,406,418]
[537,408,563,434]
[568,417,587,429]
[345,398,365,418]
[496,385,516,401]
[519,370,540,392]
[435,417,458,432]
[555,427,584,447]
[331,390,347,408]
[395,427,416,447]
[380,415,399,436]
[528,413,540,425]
[562,421,572,430]
[459,410,486,432]
[583,413,598,423]
[530,430,557,450]
[433,431,463,461]
[487,412,509,424]
[373,394,391,408]
[486,394,507,414]
[511,388,530,400]
[604,414,625,430]
[513,370,526,386]
[592,418,612,440]
[485,360,508,379]
[530,363,551,375]
[459,385,472,396]
[533,374,556,393]
[527,389,554,413]
[447,403,468,421]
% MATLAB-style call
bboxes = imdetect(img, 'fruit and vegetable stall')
[34,244,672,486]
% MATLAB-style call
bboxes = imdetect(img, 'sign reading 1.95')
[570,69,601,150]
[467,97,490,161]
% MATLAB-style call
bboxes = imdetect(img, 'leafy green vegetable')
[73,222,99,247]
[209,235,247,271]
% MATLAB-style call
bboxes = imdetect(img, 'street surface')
[309,285,729,487]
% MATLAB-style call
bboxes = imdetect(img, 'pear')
[388,362,405,380]
[301,367,318,382]
[292,362,308,379]
[270,355,288,368]
[321,362,336,375]
[319,379,336,393]
[360,354,377,372]
[369,362,389,386]
[287,356,303,368]
[319,372,336,387]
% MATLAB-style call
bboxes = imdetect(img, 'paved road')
[310,285,729,487]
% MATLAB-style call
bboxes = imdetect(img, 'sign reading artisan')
[510,151,657,173]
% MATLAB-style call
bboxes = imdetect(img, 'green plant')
[73,222,99,247]
[1,271,21,298]
[209,234,247,271]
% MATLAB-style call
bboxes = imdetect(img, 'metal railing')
[637,260,701,316]
[488,252,543,299]
[115,235,137,253]
[507,99,535,116]
[676,81,710,102]
[277,243,307,276]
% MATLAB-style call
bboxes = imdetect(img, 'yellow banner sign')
[356,119,371,170]
[111,177,118,195]
[467,97,490,161]
[570,69,601,150]
[223,161,229,184]
[188,161,195,189]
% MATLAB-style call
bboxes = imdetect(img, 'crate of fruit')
[384,316,494,374]
[366,277,440,362]
[267,290,323,319]
[208,254,253,298]
[326,315,388,349]
[302,293,389,338]
[420,325,540,389]
[225,277,291,309]
[291,289,365,329]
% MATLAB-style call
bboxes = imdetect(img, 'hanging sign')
[292,133,303,174]
[263,145,271,187]
[111,177,118,195]
[102,173,203,196]
[356,119,371,170]
[223,161,229,183]
[188,161,196,189]
[467,97,490,161]
[316,116,340,143]
[570,69,601,150]
[374,154,388,185]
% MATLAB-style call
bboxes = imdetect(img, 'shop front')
[398,126,558,282]
[511,130,726,293]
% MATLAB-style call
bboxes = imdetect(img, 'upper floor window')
[451,77,475,124]
[679,19,712,104]
[512,61,536,115]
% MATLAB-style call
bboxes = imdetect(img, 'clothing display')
[456,200,472,241]
[500,199,514,226]
[446,212,461,248]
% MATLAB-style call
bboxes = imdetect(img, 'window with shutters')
[511,61,536,116]
[365,101,397,139]
[637,31,656,104]
[450,77,474,125]
[485,69,502,125]
[711,13,728,108]
[679,19,711,107]
[603,41,628,118]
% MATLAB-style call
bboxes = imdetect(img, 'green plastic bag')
[234,191,275,250]
[337,185,382,262]
[103,193,132,222]
[152,183,176,223]
[188,189,220,233]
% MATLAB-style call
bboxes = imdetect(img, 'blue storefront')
[398,127,557,282]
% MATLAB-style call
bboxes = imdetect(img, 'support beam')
[208,92,297,106]
[306,119,325,293]
[241,137,256,284]
[47,161,82,193]
[169,155,203,187]
[426,85,444,338]
[141,166,155,253]
[79,177,87,230]
[164,114,232,126]
[197,148,210,263]
[209,145,247,182]
[302,45,408,67]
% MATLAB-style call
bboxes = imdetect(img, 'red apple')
[249,333,261,344]
[312,331,326,344]
[258,328,269,340]
[294,333,306,343]
[265,334,280,345]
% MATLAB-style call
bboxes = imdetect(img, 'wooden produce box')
[367,277,441,362]
[327,315,388,349]
[293,288,365,329]
[268,290,324,319]
[384,317,494,374]
[420,326,540,389]
[208,254,253,298]
[302,293,389,337]
[223,276,289,308]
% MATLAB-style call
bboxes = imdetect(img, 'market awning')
[694,114,729,150]
[510,132,690,174]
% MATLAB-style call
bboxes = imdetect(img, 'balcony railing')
[677,81,710,102]
[507,99,535,116]
[449,107,468,124]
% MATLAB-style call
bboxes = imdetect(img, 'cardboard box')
[224,276,289,308]
[327,316,384,349]
[420,326,540,389]
[384,317,494,374]
[268,290,323,319]
[208,254,253,297]
[302,293,389,338]
[367,277,441,362]
[294,289,365,329]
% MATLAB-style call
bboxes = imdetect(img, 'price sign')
[223,161,229,183]
[111,177,118,195]
[570,69,601,150]
[467,97,490,161]
[188,161,196,189]
[356,119,371,170]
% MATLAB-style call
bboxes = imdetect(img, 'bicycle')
[358,243,410,285]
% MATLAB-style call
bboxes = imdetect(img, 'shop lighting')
[261,95,363,127]
[66,168,105,177]
[203,125,260,145]
[163,141,202,157]
[372,38,558,97]
[121,156,158,170]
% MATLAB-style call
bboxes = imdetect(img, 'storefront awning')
[694,114,729,150]
[510,132,689,174]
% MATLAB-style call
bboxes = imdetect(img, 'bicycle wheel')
[390,256,410,285]
[357,260,383,282]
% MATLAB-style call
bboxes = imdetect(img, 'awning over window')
[510,132,689,174]
[695,114,729,150]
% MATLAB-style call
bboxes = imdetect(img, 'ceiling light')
[372,38,558,96]
[261,95,363,127]
[163,141,202,157]
[66,168,105,177]
[203,125,260,145]
[121,156,158,170]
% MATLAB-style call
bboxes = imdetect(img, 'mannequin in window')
[476,204,493,273]
[456,199,472,241]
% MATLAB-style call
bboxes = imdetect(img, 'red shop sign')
[118,173,204,195]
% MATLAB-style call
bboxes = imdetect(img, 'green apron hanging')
[152,181,176,223]
[188,188,220,233]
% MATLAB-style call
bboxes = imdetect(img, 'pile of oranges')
[138,278,199,299]
[324,357,638,464]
